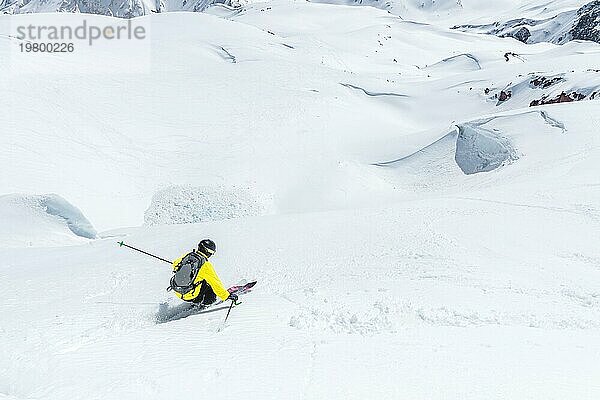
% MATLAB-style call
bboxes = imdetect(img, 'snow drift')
[0,193,96,248]
[376,109,573,185]
[455,123,519,175]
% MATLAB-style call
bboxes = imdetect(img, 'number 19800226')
[20,42,75,53]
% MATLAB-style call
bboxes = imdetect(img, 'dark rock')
[530,75,565,89]
[510,27,531,43]
[530,91,587,106]
[498,90,512,102]
[571,1,600,43]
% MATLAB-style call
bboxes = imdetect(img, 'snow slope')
[1,1,599,399]
[0,193,96,248]
[0,0,244,17]
[0,0,594,29]
[453,1,600,45]
[3,3,599,231]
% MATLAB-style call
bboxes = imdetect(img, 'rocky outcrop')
[530,76,565,89]
[503,26,531,43]
[453,1,600,45]
[571,1,600,43]
[1,0,234,17]
[530,91,587,107]
[483,71,600,108]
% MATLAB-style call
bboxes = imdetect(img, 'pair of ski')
[156,280,257,323]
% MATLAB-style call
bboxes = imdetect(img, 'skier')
[169,239,238,306]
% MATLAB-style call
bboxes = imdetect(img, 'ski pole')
[223,299,240,324]
[117,241,172,264]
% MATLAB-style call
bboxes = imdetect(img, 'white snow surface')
[144,184,271,226]
[0,193,97,248]
[1,1,600,399]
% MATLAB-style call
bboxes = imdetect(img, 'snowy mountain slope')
[0,4,549,230]
[453,1,600,45]
[377,103,600,209]
[316,0,594,28]
[1,1,600,399]
[0,0,240,17]
[5,1,596,233]
[2,136,599,398]
[5,10,410,230]
[0,0,593,25]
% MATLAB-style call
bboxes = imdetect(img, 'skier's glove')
[228,293,239,303]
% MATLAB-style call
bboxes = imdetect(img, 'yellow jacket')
[172,252,230,302]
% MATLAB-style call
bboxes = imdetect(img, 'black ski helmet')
[198,239,216,258]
